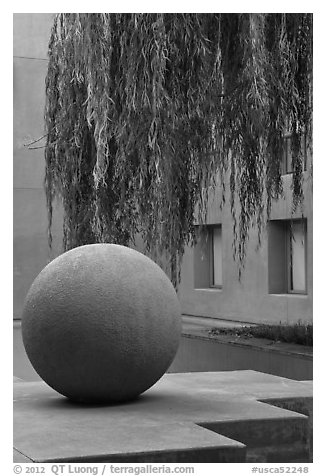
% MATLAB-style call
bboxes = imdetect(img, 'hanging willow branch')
[44,13,313,287]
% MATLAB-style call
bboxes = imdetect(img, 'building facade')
[179,166,312,324]
[13,13,62,320]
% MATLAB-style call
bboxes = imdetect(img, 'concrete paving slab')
[14,371,312,463]
[14,421,246,463]
[13,449,33,462]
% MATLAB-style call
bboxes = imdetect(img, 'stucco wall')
[13,13,63,319]
[179,172,313,325]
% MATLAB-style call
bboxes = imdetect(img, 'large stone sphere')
[22,244,181,403]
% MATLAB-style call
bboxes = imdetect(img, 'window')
[194,225,222,289]
[268,219,307,294]
[282,133,293,174]
[288,220,306,293]
[281,133,307,175]
[211,226,222,287]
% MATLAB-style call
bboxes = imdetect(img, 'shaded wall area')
[169,336,312,381]
[13,13,63,319]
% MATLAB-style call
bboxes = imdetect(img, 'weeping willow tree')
[44,13,312,286]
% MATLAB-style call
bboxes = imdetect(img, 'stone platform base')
[13,370,312,463]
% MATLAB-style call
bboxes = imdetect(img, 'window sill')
[194,287,223,292]
[269,293,308,298]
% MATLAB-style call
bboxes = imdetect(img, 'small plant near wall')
[209,321,313,346]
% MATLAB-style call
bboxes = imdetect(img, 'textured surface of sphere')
[22,244,181,403]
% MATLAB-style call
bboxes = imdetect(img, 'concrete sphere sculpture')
[22,244,181,403]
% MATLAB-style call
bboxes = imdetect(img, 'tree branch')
[23,134,48,148]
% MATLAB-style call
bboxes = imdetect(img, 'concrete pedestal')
[13,371,312,463]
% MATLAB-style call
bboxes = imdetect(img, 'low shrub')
[209,321,312,346]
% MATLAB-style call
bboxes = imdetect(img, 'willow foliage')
[44,13,313,286]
